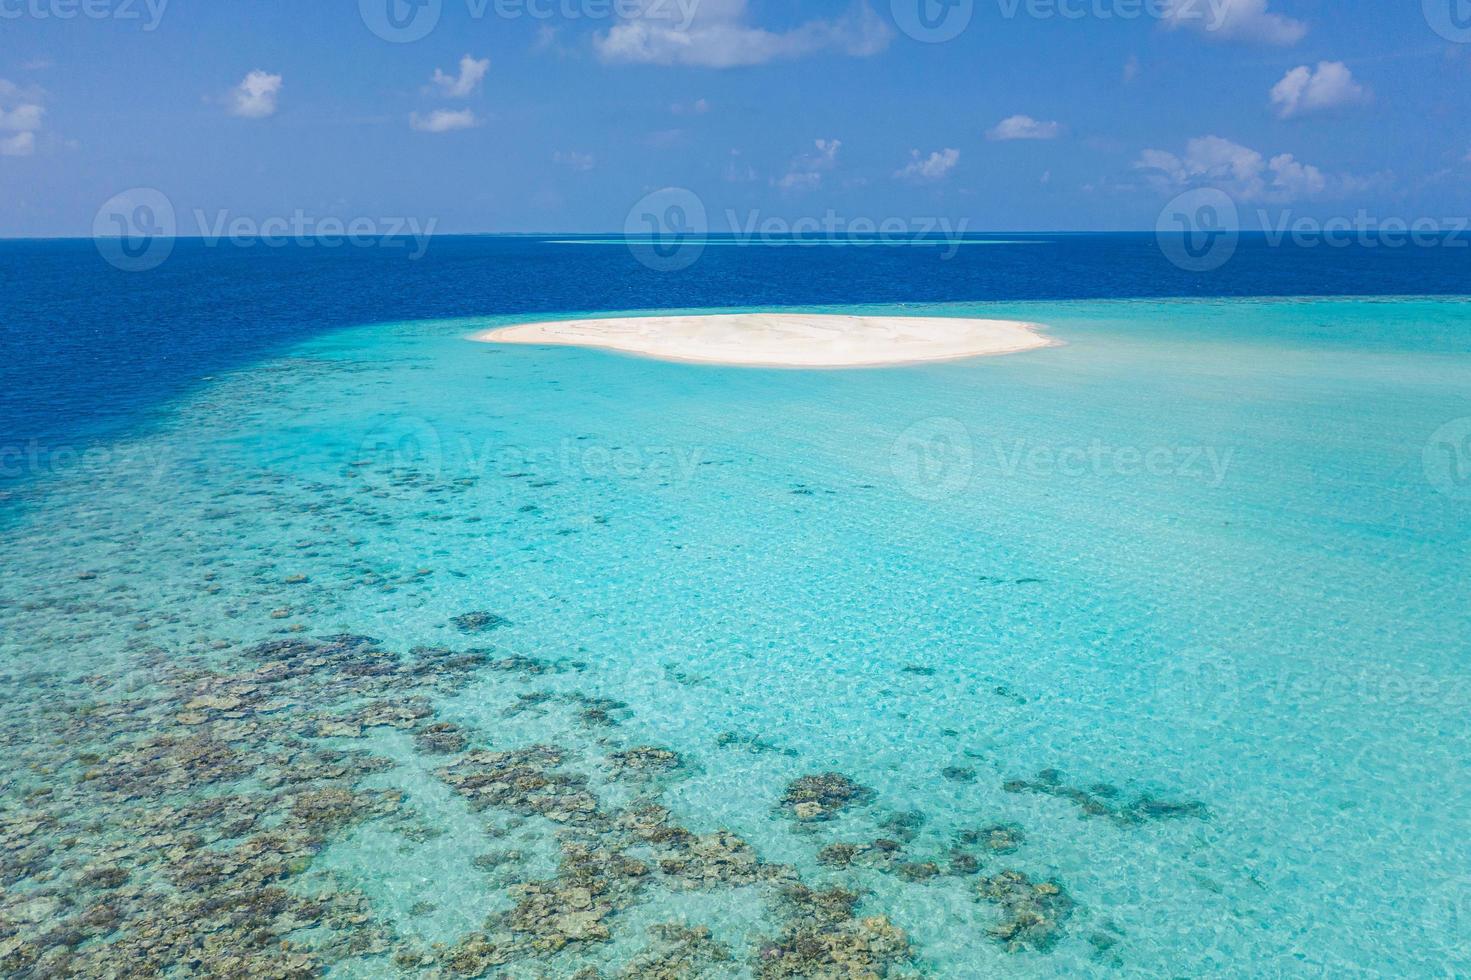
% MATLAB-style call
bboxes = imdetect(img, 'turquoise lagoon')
[2,297,1469,976]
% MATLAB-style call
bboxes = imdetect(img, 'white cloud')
[1265,152,1325,197]
[671,98,711,115]
[777,173,822,191]
[1123,54,1140,83]
[645,128,687,148]
[0,132,35,157]
[987,115,1063,141]
[553,150,596,171]
[1161,0,1306,46]
[895,148,959,182]
[1134,135,1360,202]
[0,103,43,132]
[724,150,757,183]
[410,108,479,133]
[433,55,490,98]
[1136,136,1266,195]
[0,79,44,156]
[229,70,282,119]
[1270,61,1367,119]
[776,138,840,191]
[595,0,891,68]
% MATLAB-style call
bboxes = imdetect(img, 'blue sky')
[4,0,1471,234]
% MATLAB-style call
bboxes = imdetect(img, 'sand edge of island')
[469,313,1057,368]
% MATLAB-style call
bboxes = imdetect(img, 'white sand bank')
[471,313,1055,368]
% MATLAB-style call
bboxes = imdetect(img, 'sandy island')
[471,313,1055,368]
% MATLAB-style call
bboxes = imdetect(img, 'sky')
[4,0,1471,234]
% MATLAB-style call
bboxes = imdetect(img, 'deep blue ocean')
[1,235,1468,977]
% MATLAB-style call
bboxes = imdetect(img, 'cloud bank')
[1136,135,1366,202]
[595,0,891,68]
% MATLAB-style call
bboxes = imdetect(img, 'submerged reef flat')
[0,631,930,977]
[473,313,1056,368]
[0,620,1199,976]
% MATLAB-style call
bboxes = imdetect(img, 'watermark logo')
[891,0,973,42]
[360,0,442,42]
[93,188,176,273]
[891,417,974,501]
[1424,0,1471,43]
[353,416,444,490]
[1424,418,1471,499]
[1156,188,1239,272]
[1422,874,1471,966]
[1156,649,1244,728]
[625,187,707,272]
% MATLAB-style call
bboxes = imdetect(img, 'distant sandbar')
[471,313,1055,368]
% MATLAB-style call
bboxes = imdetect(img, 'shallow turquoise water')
[2,297,1469,976]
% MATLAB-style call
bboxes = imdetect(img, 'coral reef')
[780,773,874,823]
[978,870,1075,952]
[450,611,512,634]
[754,885,914,978]
[1003,769,1209,827]
[0,623,1141,974]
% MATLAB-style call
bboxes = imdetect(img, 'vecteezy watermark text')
[890,0,1231,42]
[1260,211,1471,249]
[1,440,172,483]
[890,417,1236,500]
[478,440,705,483]
[619,187,974,272]
[1158,648,1471,728]
[992,438,1234,487]
[479,0,697,23]
[352,417,707,491]
[359,0,699,42]
[725,210,972,259]
[993,0,1221,23]
[93,188,439,271]
[1156,190,1471,272]
[193,210,437,259]
[0,0,167,29]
